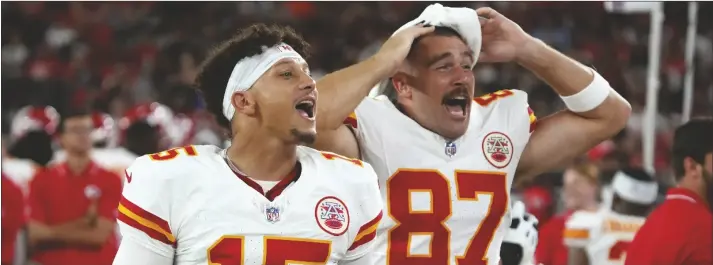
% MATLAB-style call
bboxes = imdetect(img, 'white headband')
[612,171,659,204]
[222,43,305,120]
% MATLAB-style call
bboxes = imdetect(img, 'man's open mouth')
[442,89,470,118]
[295,98,315,120]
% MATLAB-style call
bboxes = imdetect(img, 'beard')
[290,128,316,145]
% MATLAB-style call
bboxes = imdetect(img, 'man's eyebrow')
[427,52,454,66]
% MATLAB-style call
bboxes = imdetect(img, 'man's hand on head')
[373,24,435,76]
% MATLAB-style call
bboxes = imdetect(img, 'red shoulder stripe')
[343,112,358,129]
[348,211,382,250]
[117,196,175,246]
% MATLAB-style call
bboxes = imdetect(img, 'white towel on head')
[392,3,482,69]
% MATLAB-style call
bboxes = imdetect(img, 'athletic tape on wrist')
[560,68,611,113]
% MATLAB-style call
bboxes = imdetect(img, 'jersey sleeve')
[342,99,372,142]
[563,211,601,248]
[117,156,176,257]
[341,96,391,157]
[344,162,384,260]
[503,89,537,135]
[527,103,537,134]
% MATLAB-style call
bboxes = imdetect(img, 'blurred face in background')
[60,116,93,155]
[562,163,600,211]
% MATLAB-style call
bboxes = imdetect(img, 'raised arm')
[516,38,630,179]
[473,7,630,179]
[312,26,434,158]
[315,56,392,131]
[315,25,434,130]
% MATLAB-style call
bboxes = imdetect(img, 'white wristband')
[560,68,611,113]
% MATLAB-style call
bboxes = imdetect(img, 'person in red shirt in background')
[626,118,713,265]
[522,186,555,225]
[536,159,602,265]
[2,173,27,265]
[27,109,122,265]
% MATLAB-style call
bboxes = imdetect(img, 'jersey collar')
[59,160,97,177]
[666,187,706,207]
[223,151,302,202]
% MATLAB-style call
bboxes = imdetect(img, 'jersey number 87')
[387,169,508,265]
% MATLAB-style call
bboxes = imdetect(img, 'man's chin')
[290,128,317,145]
[439,118,469,140]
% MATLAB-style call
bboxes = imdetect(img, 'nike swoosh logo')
[125,170,132,183]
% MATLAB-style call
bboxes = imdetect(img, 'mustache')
[442,86,470,99]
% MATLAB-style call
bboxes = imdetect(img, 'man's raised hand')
[373,24,435,76]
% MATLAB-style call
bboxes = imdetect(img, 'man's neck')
[66,153,91,175]
[227,130,297,182]
[678,179,709,207]
[579,201,600,212]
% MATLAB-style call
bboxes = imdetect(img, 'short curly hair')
[194,23,311,130]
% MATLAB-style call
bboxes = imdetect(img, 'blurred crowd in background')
[1,2,712,264]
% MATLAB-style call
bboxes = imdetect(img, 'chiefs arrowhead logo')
[482,131,514,169]
[125,170,133,183]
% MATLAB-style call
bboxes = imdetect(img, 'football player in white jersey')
[564,169,658,265]
[311,5,631,265]
[112,23,383,265]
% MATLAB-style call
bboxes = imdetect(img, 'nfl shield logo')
[265,206,281,223]
[445,141,457,157]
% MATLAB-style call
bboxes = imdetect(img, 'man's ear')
[232,92,256,116]
[392,73,412,99]
[683,156,704,179]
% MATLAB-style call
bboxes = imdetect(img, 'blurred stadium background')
[1,1,712,264]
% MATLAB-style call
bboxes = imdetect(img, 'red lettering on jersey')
[124,170,132,183]
[386,169,508,265]
[608,240,631,261]
[208,236,331,264]
[207,235,244,264]
[320,152,363,167]
[473,90,515,107]
[149,146,198,161]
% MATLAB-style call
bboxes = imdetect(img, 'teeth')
[299,100,313,106]
[453,96,466,100]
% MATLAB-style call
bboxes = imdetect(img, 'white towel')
[392,3,482,69]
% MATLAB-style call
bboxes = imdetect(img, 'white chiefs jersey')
[1,157,40,195]
[563,209,646,265]
[117,145,383,264]
[53,148,137,178]
[345,89,537,265]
